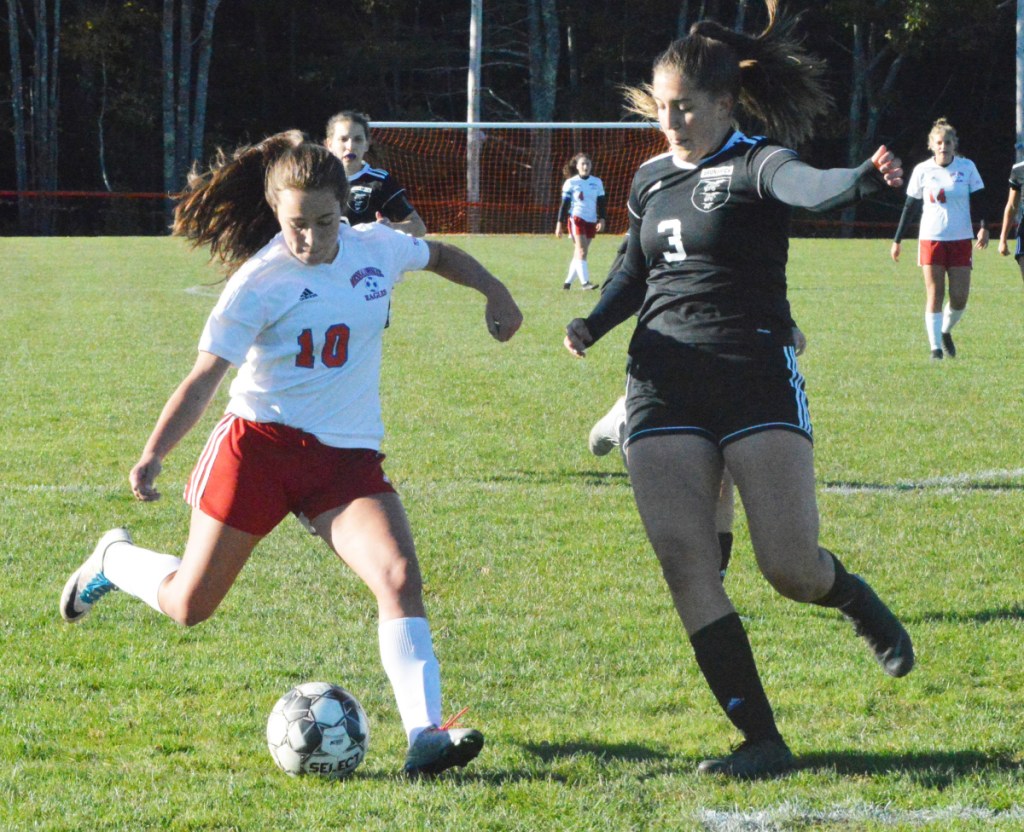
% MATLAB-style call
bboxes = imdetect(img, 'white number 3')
[657,219,687,262]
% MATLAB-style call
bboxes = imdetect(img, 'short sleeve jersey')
[621,131,799,349]
[346,162,415,226]
[561,175,606,223]
[905,156,984,241]
[1008,161,1024,226]
[198,223,430,450]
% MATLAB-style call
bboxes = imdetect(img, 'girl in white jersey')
[59,134,523,778]
[891,118,988,359]
[555,153,606,290]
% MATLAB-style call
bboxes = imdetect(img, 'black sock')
[689,612,782,743]
[812,548,861,609]
[717,532,734,577]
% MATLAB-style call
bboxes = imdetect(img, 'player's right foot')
[403,726,484,778]
[562,282,571,291]
[941,331,956,357]
[930,348,943,361]
[60,528,132,623]
[840,576,915,677]
[697,737,794,779]
[588,395,627,457]
[581,282,598,290]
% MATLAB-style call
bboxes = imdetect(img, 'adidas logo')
[299,288,318,301]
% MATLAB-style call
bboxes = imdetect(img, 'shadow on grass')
[795,748,1021,786]
[821,479,1024,493]
[481,469,629,486]
[523,740,672,764]
[916,605,1024,624]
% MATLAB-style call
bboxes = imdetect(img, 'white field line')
[700,804,1024,831]
[821,468,1024,495]
[184,285,220,297]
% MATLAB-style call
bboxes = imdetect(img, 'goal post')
[368,122,664,234]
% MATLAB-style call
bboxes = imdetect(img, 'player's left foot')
[403,726,484,778]
[581,282,598,290]
[941,331,956,357]
[60,528,132,622]
[697,737,794,779]
[562,282,571,291]
[840,576,915,677]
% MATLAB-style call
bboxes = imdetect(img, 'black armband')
[596,195,607,222]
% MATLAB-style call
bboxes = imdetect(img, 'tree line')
[1,0,1018,234]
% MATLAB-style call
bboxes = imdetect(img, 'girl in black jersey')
[564,0,913,779]
[325,110,427,237]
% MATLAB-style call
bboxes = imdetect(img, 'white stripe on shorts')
[183,413,237,508]
[783,345,812,435]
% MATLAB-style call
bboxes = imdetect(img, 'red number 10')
[296,323,351,368]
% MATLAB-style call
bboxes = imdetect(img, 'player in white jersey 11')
[891,118,988,360]
[996,158,1024,287]
[555,153,606,290]
[59,134,522,778]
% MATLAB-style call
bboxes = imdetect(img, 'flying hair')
[623,0,831,147]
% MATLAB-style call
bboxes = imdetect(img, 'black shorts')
[624,343,812,450]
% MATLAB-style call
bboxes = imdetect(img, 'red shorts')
[568,216,598,240]
[184,415,396,536]
[918,239,973,268]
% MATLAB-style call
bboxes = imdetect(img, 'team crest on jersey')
[349,185,373,214]
[351,266,384,288]
[693,167,733,213]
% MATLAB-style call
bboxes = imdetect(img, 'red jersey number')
[296,324,351,369]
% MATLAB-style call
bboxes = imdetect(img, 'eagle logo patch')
[349,185,373,215]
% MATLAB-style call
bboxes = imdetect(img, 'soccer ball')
[266,681,369,779]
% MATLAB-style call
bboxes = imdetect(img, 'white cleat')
[60,528,132,623]
[588,395,627,456]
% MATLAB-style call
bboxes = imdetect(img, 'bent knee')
[160,595,217,628]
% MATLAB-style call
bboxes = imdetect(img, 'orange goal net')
[367,122,665,234]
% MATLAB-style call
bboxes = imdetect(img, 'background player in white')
[60,134,522,778]
[555,153,606,290]
[326,110,427,237]
[564,0,912,780]
[996,158,1024,287]
[891,118,987,359]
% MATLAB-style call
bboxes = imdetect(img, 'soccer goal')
[369,122,664,234]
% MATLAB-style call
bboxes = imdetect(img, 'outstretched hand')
[872,146,904,188]
[130,455,163,502]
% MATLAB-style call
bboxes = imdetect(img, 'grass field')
[1,234,1022,831]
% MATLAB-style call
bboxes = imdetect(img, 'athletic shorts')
[918,239,973,268]
[623,343,812,450]
[1015,231,1024,260]
[184,415,396,536]
[568,216,598,240]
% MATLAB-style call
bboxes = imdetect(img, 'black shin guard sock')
[717,532,734,577]
[689,612,782,743]
[812,548,861,609]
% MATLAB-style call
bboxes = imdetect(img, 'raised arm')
[424,240,523,341]
[130,351,232,502]
[766,146,903,213]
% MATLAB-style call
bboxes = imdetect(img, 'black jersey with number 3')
[617,132,804,353]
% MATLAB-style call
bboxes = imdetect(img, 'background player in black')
[325,110,427,237]
[997,158,1024,286]
[564,0,912,779]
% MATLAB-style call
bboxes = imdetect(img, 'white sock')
[926,312,943,350]
[579,259,591,285]
[942,304,965,333]
[378,617,442,744]
[565,259,579,285]
[102,542,181,615]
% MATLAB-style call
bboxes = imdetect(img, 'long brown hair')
[173,131,349,274]
[623,0,830,147]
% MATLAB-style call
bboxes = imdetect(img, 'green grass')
[1,234,1022,831]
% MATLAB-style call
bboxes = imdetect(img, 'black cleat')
[697,737,794,780]
[562,282,571,291]
[841,576,915,677]
[930,349,943,361]
[941,331,956,357]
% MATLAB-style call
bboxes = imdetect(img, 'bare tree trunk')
[191,0,221,166]
[162,0,175,202]
[1018,0,1024,161]
[527,0,559,230]
[174,0,193,185]
[676,0,691,37]
[6,0,30,228]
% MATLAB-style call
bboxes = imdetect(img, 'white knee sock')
[102,542,181,614]
[942,303,965,333]
[564,259,579,285]
[926,312,943,350]
[378,617,442,744]
[579,259,591,285]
